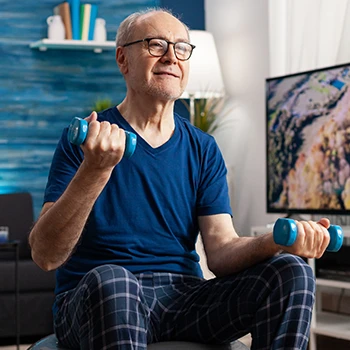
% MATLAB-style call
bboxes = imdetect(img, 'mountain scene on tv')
[267,65,350,212]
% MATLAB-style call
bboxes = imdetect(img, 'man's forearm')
[208,233,281,277]
[29,161,112,271]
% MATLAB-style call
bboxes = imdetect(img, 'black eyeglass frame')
[122,38,196,61]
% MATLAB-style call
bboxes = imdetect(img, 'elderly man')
[29,8,331,350]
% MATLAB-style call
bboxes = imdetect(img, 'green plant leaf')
[91,98,114,112]
[180,95,229,133]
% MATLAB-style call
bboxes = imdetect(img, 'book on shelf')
[88,4,98,40]
[69,0,80,40]
[79,3,98,41]
[80,3,91,40]
[53,2,72,39]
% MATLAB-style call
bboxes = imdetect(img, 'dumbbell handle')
[273,218,343,252]
[67,117,137,159]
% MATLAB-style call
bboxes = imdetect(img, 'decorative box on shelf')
[29,39,115,53]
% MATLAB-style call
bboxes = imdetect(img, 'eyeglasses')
[122,38,196,61]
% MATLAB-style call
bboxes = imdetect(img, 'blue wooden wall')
[0,0,204,218]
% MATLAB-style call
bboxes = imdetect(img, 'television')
[266,62,350,215]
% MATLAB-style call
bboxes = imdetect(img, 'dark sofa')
[0,192,56,339]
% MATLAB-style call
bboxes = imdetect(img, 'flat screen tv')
[266,62,350,215]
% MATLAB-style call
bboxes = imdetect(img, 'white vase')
[93,18,107,42]
[47,15,65,41]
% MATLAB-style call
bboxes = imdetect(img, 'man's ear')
[116,47,128,74]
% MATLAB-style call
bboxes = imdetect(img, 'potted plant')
[181,95,231,133]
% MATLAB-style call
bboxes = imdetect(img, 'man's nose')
[160,44,178,63]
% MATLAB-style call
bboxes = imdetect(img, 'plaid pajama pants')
[54,254,315,350]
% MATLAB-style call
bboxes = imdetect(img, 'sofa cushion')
[0,259,55,292]
[0,292,55,337]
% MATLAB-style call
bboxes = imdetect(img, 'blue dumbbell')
[273,218,343,252]
[67,117,137,159]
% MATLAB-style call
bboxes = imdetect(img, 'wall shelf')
[29,39,115,53]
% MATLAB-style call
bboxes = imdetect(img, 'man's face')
[120,12,190,101]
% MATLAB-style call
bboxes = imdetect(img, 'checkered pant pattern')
[54,254,315,350]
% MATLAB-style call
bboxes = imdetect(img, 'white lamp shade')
[181,30,225,99]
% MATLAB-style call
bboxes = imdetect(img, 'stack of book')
[53,0,99,41]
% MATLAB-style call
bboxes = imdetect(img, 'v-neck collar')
[109,107,179,155]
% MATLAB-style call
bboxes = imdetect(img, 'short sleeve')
[196,139,232,217]
[44,127,83,204]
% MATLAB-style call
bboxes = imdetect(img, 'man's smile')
[154,71,180,78]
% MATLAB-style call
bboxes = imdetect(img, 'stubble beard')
[142,80,184,101]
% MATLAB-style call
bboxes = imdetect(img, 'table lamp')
[181,30,225,125]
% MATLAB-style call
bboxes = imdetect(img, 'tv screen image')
[266,62,350,214]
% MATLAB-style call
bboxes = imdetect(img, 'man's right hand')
[81,111,127,172]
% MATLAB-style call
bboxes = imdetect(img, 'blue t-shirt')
[44,107,232,297]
